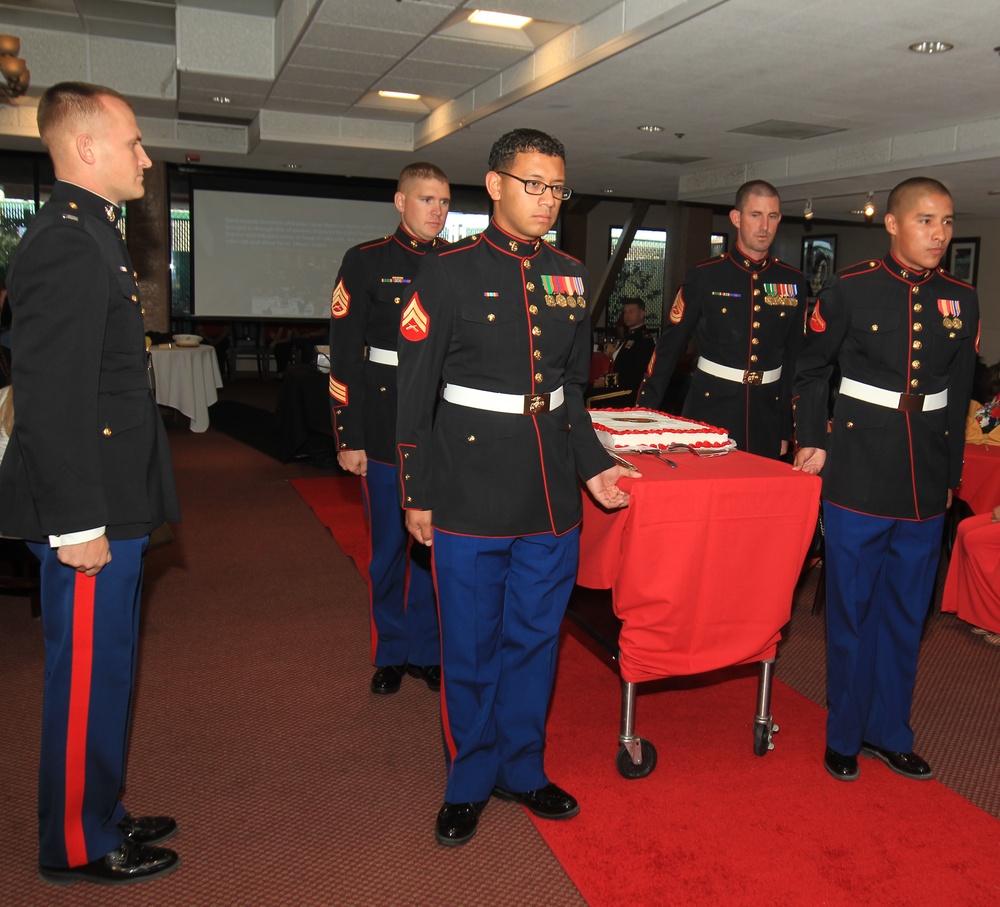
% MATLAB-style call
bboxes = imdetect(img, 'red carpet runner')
[294,476,1000,906]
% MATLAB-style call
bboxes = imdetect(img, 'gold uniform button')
[913,303,922,312]
[949,332,957,338]
[846,421,854,429]
[912,360,921,369]
[523,260,531,269]
[488,313,496,322]
[131,295,138,302]
[467,435,475,442]
[752,321,761,329]
[754,304,761,312]
[335,409,342,415]
[912,286,919,295]
[534,372,543,382]
[913,323,922,332]
[533,350,542,360]
[911,379,919,388]
[529,305,538,314]
[405,474,410,480]
[912,341,922,350]
[750,354,759,363]
[752,271,758,279]
[751,337,759,345]
[532,326,541,336]
[379,386,387,392]
[721,307,728,314]
[406,496,412,503]
[141,307,146,315]
[103,427,112,437]
[753,289,761,296]
[871,324,879,331]
[403,452,410,459]
[394,297,401,304]
[339,442,347,449]
[569,314,575,321]
[526,282,535,291]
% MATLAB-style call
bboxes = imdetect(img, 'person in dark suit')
[793,176,979,783]
[0,82,181,886]
[589,297,655,406]
[328,162,450,695]
[637,180,806,457]
[396,128,634,846]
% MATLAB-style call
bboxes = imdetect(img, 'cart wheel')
[616,739,657,779]
[753,721,775,756]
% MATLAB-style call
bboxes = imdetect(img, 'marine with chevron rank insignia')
[327,162,451,698]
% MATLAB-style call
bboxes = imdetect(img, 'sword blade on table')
[607,450,639,471]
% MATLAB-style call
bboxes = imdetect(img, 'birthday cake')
[589,408,733,451]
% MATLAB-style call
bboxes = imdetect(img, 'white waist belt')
[839,377,947,412]
[697,356,781,386]
[367,346,398,366]
[442,383,565,416]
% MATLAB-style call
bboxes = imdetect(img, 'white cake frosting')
[589,408,732,450]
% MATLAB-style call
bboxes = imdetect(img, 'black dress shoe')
[824,746,859,781]
[860,743,933,779]
[492,782,580,819]
[119,814,178,846]
[370,664,405,694]
[406,664,441,692]
[435,801,487,847]
[39,839,179,886]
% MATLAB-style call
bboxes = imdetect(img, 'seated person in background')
[942,503,1000,644]
[965,360,1000,445]
[588,297,655,406]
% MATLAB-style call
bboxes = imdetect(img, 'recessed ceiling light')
[468,10,532,29]
[378,89,421,101]
[284,163,300,170]
[908,40,953,54]
[637,124,664,133]
[602,189,615,194]
[212,95,231,104]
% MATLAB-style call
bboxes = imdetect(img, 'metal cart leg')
[753,657,779,756]
[616,670,658,778]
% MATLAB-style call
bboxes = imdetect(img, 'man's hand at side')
[57,535,112,576]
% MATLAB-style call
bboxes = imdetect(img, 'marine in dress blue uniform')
[793,177,979,782]
[396,129,632,847]
[0,83,181,885]
[638,181,805,458]
[328,164,450,695]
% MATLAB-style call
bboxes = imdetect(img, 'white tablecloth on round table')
[149,345,223,433]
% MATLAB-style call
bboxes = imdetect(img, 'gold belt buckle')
[897,393,925,413]
[743,370,764,385]
[524,393,549,415]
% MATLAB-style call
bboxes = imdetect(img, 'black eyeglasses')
[496,171,573,200]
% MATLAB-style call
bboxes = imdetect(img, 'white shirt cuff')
[49,527,106,547]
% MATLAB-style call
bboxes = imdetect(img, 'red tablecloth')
[957,444,1000,515]
[578,451,821,683]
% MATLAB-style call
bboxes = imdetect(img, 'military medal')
[938,298,962,330]
[105,204,116,222]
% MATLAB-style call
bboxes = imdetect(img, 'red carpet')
[291,475,369,575]
[294,476,1000,906]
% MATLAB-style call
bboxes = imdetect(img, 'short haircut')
[37,81,132,150]
[621,297,645,311]
[734,180,780,211]
[887,177,951,216]
[488,128,565,172]
[397,162,449,191]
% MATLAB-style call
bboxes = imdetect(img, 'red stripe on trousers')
[64,572,96,866]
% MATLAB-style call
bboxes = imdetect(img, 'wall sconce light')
[862,192,876,220]
[0,35,30,99]
[803,199,814,220]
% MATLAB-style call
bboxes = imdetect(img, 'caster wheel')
[616,739,657,779]
[753,720,776,756]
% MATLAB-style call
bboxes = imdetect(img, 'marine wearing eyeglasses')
[396,127,634,848]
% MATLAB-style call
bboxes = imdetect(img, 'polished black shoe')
[370,664,405,694]
[860,743,933,779]
[435,801,487,847]
[39,839,179,886]
[119,814,178,846]
[824,746,859,781]
[406,664,441,692]
[492,782,580,819]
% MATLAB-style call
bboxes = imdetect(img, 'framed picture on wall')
[947,237,979,286]
[801,235,836,297]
